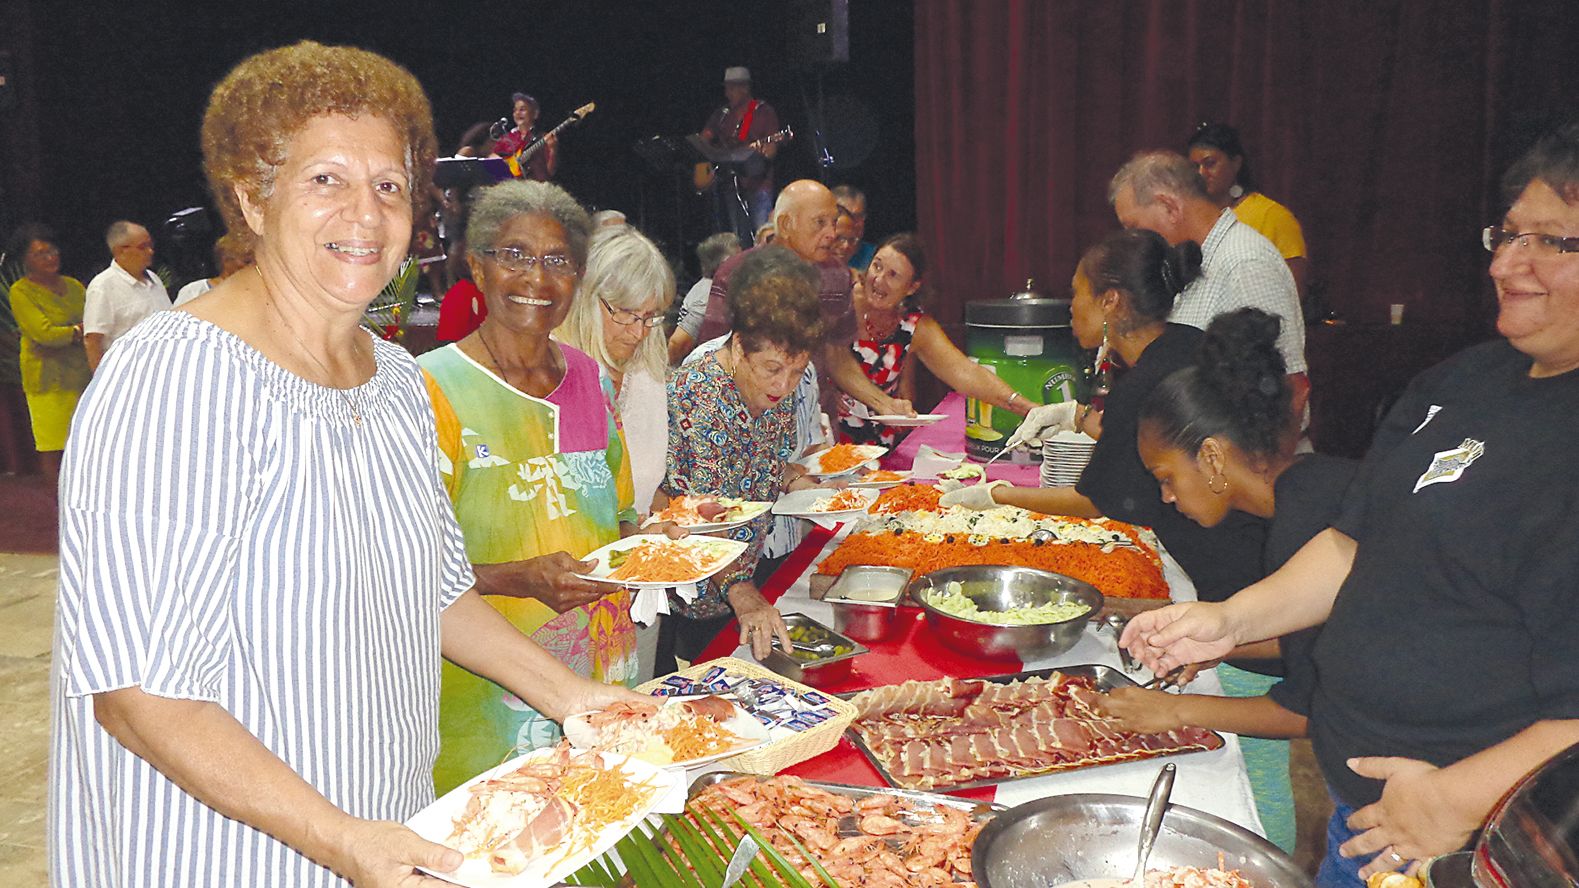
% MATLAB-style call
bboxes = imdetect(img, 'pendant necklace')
[259,269,365,426]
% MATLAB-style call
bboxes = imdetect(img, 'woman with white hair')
[557,225,675,513]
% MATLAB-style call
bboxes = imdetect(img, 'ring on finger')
[1384,847,1406,866]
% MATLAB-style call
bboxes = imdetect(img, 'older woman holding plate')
[418,180,684,794]
[50,42,638,888]
[658,245,833,671]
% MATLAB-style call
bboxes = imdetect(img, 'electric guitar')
[508,102,595,176]
[693,126,794,191]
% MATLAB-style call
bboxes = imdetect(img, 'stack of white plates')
[1041,430,1097,487]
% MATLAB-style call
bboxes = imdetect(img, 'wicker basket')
[635,656,856,775]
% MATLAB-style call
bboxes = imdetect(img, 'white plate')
[641,497,772,534]
[771,487,878,520]
[406,748,683,888]
[864,413,947,427]
[795,444,889,477]
[562,696,770,769]
[575,534,749,588]
[848,470,914,490]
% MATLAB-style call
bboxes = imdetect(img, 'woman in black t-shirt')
[939,228,1268,602]
[1122,122,1579,886]
[1096,307,1358,854]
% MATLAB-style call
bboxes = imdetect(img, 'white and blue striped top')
[49,311,476,887]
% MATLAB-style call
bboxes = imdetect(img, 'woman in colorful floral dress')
[419,180,678,792]
[838,233,1026,445]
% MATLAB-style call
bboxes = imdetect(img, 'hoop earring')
[1207,472,1229,496]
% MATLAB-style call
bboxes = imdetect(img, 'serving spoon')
[1131,763,1177,886]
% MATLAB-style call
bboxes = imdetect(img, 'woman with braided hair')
[941,228,1270,603]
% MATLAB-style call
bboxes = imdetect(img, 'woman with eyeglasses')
[555,225,675,515]
[418,180,680,793]
[6,224,89,481]
[1186,123,1310,303]
[1123,121,1579,885]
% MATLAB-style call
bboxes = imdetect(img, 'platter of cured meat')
[562,695,770,768]
[406,742,684,888]
[845,666,1224,792]
[683,772,999,886]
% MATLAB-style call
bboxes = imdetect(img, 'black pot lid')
[965,298,1072,327]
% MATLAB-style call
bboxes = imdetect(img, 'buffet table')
[690,396,1268,837]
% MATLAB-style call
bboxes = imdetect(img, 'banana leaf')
[363,257,419,339]
[566,805,843,888]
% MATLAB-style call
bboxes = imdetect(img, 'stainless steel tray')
[841,664,1227,793]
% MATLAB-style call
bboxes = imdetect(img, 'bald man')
[689,179,912,421]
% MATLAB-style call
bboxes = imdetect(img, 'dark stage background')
[0,1,917,282]
[4,0,1579,471]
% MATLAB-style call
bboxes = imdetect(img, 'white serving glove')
[938,480,1008,510]
[1004,401,1079,451]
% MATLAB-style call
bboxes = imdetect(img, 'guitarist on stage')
[491,91,558,181]
[699,67,781,245]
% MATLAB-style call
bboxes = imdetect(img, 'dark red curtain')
[913,0,1579,336]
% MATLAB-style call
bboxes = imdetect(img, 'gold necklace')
[258,270,365,426]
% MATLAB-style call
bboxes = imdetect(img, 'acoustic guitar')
[693,126,794,191]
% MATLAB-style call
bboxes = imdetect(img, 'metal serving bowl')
[912,564,1102,660]
[972,792,1313,888]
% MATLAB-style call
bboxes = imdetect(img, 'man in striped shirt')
[1109,151,1310,418]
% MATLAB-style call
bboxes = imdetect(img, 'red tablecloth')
[694,520,1009,802]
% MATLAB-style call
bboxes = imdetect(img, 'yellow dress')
[1233,191,1308,261]
[9,276,90,451]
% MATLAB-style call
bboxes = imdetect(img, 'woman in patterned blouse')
[658,245,833,671]
[839,233,1026,445]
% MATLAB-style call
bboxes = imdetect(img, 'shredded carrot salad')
[816,443,877,474]
[814,489,869,512]
[660,711,738,760]
[818,530,1169,599]
[871,483,943,514]
[862,469,906,482]
[552,755,659,862]
[608,540,732,583]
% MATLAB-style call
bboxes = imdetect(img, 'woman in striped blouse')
[49,42,640,888]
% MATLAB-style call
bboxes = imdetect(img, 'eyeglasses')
[600,297,664,328]
[481,247,577,276]
[1482,225,1579,255]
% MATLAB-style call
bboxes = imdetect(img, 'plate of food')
[848,468,913,489]
[562,695,770,768]
[771,487,878,520]
[795,443,888,477]
[864,412,948,427]
[406,743,683,888]
[642,494,772,533]
[575,535,748,588]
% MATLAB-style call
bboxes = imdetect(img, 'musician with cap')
[699,66,782,245]
[491,91,558,181]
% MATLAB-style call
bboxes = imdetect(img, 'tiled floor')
[0,553,55,886]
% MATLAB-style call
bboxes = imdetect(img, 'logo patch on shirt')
[1411,404,1442,435]
[475,443,491,460]
[1414,437,1484,493]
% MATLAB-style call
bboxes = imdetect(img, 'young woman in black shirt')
[1097,307,1358,854]
[939,228,1268,602]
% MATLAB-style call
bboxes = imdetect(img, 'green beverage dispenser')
[963,293,1084,462]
